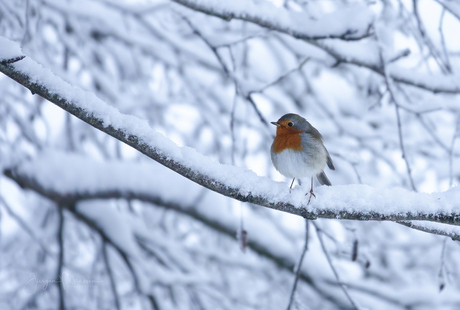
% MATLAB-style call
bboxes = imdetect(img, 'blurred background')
[1,0,460,309]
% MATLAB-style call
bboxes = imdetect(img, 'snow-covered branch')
[1,45,460,229]
[173,0,460,94]
[172,0,374,40]
[3,151,353,308]
[3,1,460,308]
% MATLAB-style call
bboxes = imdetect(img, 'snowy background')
[1,0,460,309]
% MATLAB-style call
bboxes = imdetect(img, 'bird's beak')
[271,121,280,126]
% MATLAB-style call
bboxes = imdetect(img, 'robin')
[270,113,335,203]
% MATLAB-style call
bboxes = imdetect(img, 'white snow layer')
[0,36,24,62]
[174,0,374,38]
[2,36,460,219]
[15,150,460,224]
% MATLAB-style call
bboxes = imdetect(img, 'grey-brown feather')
[316,171,331,186]
[325,149,335,170]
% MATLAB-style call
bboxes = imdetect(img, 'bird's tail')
[316,171,331,186]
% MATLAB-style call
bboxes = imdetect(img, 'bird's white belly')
[271,148,326,179]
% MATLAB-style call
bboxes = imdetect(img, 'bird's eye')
[288,122,293,127]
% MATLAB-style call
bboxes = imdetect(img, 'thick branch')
[4,154,456,308]
[4,163,352,309]
[1,55,460,226]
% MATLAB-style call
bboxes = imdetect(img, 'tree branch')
[102,241,121,310]
[286,220,309,310]
[56,206,65,310]
[4,153,455,308]
[0,55,25,65]
[171,0,373,41]
[314,222,359,309]
[171,0,460,94]
[1,55,460,227]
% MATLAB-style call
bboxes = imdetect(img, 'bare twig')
[69,209,141,291]
[394,105,417,192]
[0,196,53,256]
[314,222,359,310]
[309,39,460,94]
[56,206,65,310]
[329,152,363,185]
[378,46,417,192]
[102,241,121,310]
[181,15,270,128]
[438,238,448,291]
[413,0,450,74]
[449,115,460,187]
[286,220,309,310]
[433,0,460,23]
[438,8,453,73]
[251,57,310,94]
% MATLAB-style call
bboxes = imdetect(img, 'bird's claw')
[306,189,316,204]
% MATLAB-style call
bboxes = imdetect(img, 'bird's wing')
[316,171,331,186]
[325,148,335,170]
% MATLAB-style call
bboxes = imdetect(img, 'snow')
[174,0,375,39]
[13,150,304,283]
[14,149,296,247]
[3,1,460,309]
[407,220,460,238]
[2,37,460,221]
[12,148,460,233]
[0,37,23,62]
[77,200,143,257]
[389,66,460,93]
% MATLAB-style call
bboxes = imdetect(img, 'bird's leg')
[306,176,316,204]
[289,178,295,193]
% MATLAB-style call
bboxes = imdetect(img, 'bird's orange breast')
[272,128,304,153]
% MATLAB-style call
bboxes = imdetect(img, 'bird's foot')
[306,189,316,204]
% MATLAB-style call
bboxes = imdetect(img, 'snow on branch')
[171,2,460,94]
[0,36,25,64]
[172,0,374,40]
[311,40,460,94]
[1,40,460,228]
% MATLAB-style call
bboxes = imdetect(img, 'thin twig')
[378,44,417,192]
[286,220,309,310]
[56,206,65,310]
[413,0,450,74]
[433,0,460,21]
[394,85,460,157]
[308,39,460,94]
[252,57,310,94]
[449,115,460,187]
[102,241,121,310]
[181,15,270,127]
[438,8,452,73]
[313,222,359,310]
[0,196,53,256]
[394,105,417,191]
[397,221,460,241]
[438,237,448,291]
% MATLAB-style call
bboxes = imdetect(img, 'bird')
[270,113,335,203]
